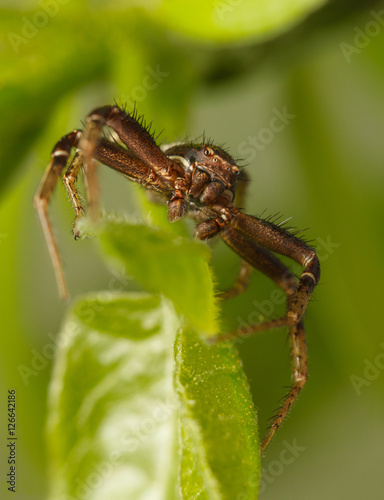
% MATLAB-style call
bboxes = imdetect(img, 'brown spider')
[34,104,320,452]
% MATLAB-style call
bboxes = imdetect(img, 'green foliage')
[92,216,219,335]
[48,294,178,500]
[47,217,260,499]
[153,0,328,42]
[175,327,259,499]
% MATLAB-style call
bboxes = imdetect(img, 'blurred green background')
[1,0,384,498]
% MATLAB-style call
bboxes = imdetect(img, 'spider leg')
[226,212,320,335]
[63,151,85,239]
[261,320,307,452]
[35,133,175,298]
[94,138,174,195]
[213,225,297,340]
[34,130,82,299]
[80,105,188,222]
[218,225,307,452]
[71,137,176,226]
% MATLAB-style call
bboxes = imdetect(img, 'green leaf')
[48,293,260,500]
[152,0,328,43]
[47,216,260,499]
[47,293,180,500]
[82,216,220,335]
[175,327,260,499]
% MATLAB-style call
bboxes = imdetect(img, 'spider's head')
[188,144,240,189]
[163,142,241,189]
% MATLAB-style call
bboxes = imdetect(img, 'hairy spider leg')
[34,130,82,299]
[261,320,307,452]
[218,225,307,452]
[214,224,297,341]
[94,139,175,195]
[80,105,188,222]
[231,212,320,329]
[62,145,148,239]
[64,141,177,227]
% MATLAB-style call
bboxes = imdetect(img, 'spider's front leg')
[206,212,319,344]
[80,105,188,222]
[231,212,320,330]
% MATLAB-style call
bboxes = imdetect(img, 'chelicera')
[34,104,320,452]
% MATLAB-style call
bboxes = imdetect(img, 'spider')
[34,104,320,453]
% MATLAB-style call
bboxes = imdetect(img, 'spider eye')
[204,148,211,156]
[213,157,218,162]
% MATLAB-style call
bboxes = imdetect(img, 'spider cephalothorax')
[34,104,320,452]
[160,141,242,237]
[164,142,240,190]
